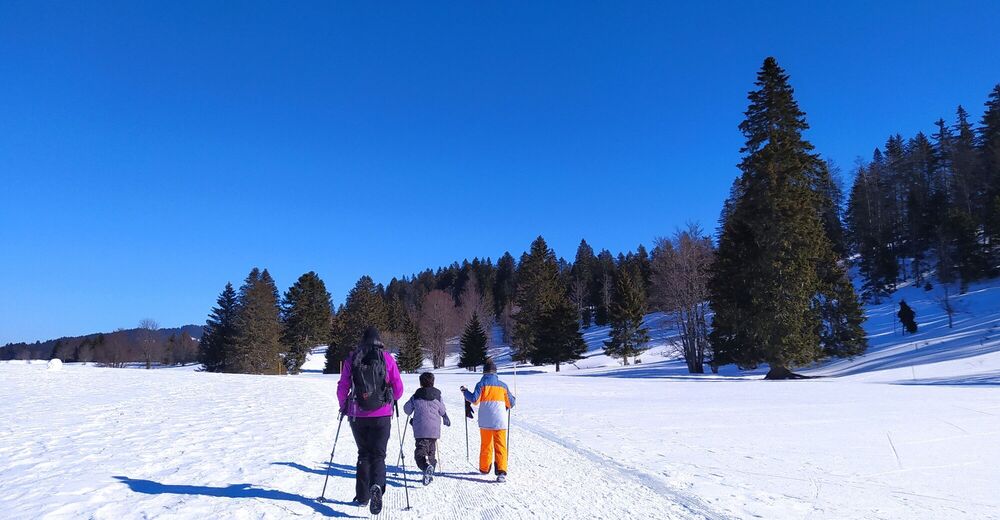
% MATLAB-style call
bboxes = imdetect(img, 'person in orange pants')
[461,359,516,482]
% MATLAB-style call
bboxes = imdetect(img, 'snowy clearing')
[3,279,1000,519]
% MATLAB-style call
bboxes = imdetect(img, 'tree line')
[0,324,200,367]
[198,58,876,379]
[847,85,1000,299]
[11,58,991,378]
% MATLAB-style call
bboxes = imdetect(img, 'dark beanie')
[360,326,383,347]
[419,372,435,388]
[483,359,497,373]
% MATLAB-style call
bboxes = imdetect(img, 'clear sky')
[2,1,999,344]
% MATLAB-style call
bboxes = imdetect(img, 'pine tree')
[951,106,982,219]
[459,312,489,371]
[846,151,899,299]
[571,239,596,327]
[603,267,650,365]
[493,252,517,318]
[980,85,1000,267]
[531,298,586,372]
[512,236,563,362]
[813,160,848,259]
[396,315,424,373]
[199,282,239,372]
[946,209,987,292]
[231,268,283,374]
[592,250,616,326]
[904,132,937,281]
[323,275,388,373]
[932,118,960,283]
[709,57,867,379]
[817,265,868,359]
[281,271,333,374]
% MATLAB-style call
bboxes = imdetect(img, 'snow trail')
[0,365,714,519]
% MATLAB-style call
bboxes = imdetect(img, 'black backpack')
[351,344,390,411]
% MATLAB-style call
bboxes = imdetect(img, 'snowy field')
[2,279,999,519]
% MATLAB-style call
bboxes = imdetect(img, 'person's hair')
[483,359,497,374]
[419,372,435,388]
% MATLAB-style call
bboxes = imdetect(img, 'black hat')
[483,358,497,373]
[360,326,384,347]
[419,372,435,388]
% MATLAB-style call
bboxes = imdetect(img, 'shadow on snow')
[112,476,360,518]
[892,371,1000,387]
[272,461,417,487]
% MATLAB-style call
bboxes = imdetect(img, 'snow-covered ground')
[3,278,999,519]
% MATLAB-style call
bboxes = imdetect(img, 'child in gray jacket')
[403,372,451,485]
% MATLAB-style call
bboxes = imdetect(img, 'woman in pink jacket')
[337,327,404,515]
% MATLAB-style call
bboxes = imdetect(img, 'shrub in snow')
[47,359,63,371]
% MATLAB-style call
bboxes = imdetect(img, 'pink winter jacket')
[336,349,404,418]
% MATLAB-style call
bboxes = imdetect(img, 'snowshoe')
[369,485,383,515]
[423,464,434,486]
[496,474,506,483]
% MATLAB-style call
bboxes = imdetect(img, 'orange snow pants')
[479,428,508,474]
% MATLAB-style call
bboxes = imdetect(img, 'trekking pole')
[510,359,516,457]
[507,408,511,456]
[436,436,443,473]
[463,399,471,463]
[394,402,412,511]
[318,412,345,502]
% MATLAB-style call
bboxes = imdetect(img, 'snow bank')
[46,358,63,371]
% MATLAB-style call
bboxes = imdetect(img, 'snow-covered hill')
[3,279,999,519]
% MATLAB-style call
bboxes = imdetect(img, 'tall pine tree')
[512,236,586,370]
[323,275,388,373]
[571,239,596,327]
[459,312,489,371]
[709,57,866,379]
[603,267,650,365]
[200,282,239,372]
[981,85,1000,268]
[493,252,517,316]
[591,250,617,326]
[280,271,333,374]
[512,236,563,362]
[231,268,283,374]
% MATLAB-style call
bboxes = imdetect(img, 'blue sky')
[2,1,999,344]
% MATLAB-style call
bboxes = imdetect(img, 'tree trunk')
[764,365,812,380]
[555,362,560,372]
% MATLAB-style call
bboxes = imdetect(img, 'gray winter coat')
[403,387,451,439]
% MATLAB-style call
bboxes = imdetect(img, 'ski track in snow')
[0,366,712,520]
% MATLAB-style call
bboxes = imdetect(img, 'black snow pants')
[349,415,392,502]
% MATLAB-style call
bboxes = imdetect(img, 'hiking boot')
[369,485,382,515]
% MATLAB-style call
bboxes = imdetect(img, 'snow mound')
[46,359,63,371]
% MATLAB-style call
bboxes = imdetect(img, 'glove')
[465,400,475,419]
[443,414,452,427]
